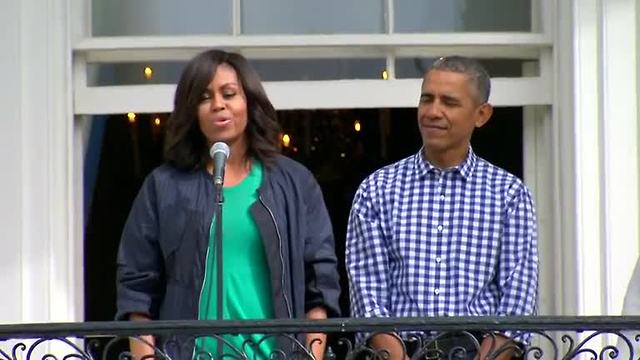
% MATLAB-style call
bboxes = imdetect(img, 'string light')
[127,112,136,123]
[153,116,161,126]
[282,134,291,148]
[381,69,389,80]
[144,66,153,80]
[354,120,361,132]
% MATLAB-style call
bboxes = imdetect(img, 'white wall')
[570,0,639,316]
[600,0,639,316]
[0,0,81,323]
[0,0,26,322]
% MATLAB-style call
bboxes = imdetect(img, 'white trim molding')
[74,77,552,115]
[74,33,552,62]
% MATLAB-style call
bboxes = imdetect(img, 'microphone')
[209,142,230,188]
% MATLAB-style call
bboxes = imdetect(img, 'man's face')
[417,69,492,166]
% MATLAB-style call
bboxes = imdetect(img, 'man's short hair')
[428,56,491,104]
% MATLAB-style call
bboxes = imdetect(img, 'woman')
[116,49,341,359]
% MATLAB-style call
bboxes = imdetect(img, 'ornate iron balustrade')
[0,316,639,360]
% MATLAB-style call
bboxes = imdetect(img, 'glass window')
[92,0,232,36]
[241,0,385,34]
[88,62,186,86]
[395,58,537,78]
[394,0,531,33]
[250,58,387,81]
[83,106,523,324]
[87,58,387,86]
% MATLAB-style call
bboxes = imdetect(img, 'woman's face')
[197,63,249,151]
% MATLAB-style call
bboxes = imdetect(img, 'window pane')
[250,59,387,81]
[394,0,531,33]
[88,62,186,86]
[88,58,387,86]
[92,0,232,36]
[395,58,537,78]
[242,0,385,34]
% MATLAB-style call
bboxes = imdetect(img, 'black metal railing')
[0,317,639,360]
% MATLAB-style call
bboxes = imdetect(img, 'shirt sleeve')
[496,184,539,343]
[346,179,392,319]
[302,172,342,318]
[115,174,165,321]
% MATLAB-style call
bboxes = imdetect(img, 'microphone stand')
[214,182,224,356]
[209,141,229,357]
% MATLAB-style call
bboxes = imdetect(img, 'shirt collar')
[413,146,477,180]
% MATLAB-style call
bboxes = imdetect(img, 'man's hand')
[369,333,410,360]
[306,307,328,359]
[478,333,517,360]
[129,313,156,360]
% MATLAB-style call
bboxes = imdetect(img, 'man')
[346,56,538,360]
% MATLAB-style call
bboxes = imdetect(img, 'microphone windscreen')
[209,142,230,160]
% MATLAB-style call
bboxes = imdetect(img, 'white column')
[0,0,26,322]
[569,0,640,317]
[545,0,583,317]
[572,0,606,316]
[600,0,639,316]
[0,0,80,323]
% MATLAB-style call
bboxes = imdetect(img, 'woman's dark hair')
[164,49,281,170]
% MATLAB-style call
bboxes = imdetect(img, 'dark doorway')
[84,107,523,345]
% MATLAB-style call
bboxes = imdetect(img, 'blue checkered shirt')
[346,148,538,340]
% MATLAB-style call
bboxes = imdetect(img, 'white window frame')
[72,0,564,318]
[73,33,552,114]
[70,0,640,324]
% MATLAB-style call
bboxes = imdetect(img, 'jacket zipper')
[259,195,293,318]
[197,213,216,315]
[197,243,211,317]
[193,214,215,357]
